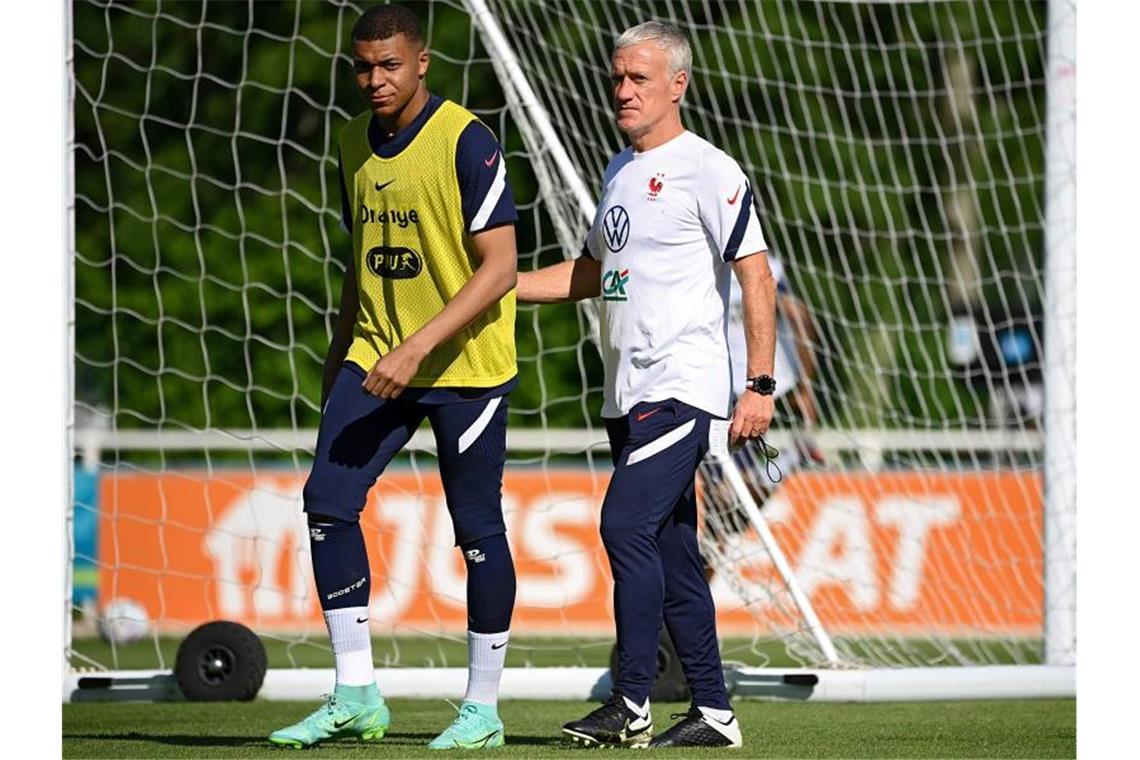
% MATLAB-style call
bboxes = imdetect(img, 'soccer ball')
[98,597,152,645]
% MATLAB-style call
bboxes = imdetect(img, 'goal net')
[67,0,1075,700]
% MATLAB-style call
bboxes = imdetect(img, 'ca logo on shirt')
[602,205,630,252]
[602,268,630,301]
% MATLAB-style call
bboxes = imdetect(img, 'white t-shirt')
[727,256,798,402]
[583,131,767,419]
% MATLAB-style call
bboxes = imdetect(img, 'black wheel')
[174,621,267,701]
[608,628,690,703]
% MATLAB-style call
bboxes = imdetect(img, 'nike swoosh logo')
[356,617,368,624]
[484,150,499,168]
[333,715,360,729]
[705,715,736,726]
[491,641,507,650]
[374,179,395,191]
[456,730,502,749]
[635,408,661,422]
[727,184,742,205]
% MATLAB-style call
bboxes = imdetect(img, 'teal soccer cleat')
[427,701,505,750]
[268,687,389,749]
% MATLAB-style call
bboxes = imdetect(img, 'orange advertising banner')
[97,468,1042,636]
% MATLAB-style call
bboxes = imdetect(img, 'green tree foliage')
[72,0,1047,434]
[494,0,1048,430]
[73,0,584,432]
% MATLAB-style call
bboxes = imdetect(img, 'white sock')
[698,705,735,723]
[325,606,375,687]
[623,695,650,719]
[698,705,742,746]
[463,630,509,707]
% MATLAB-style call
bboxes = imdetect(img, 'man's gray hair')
[615,21,692,80]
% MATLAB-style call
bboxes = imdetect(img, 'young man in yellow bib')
[269,4,519,751]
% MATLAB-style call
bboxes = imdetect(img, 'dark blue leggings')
[304,363,515,632]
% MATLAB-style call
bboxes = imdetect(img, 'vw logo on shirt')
[602,205,630,252]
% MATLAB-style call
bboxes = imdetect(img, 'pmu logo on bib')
[602,205,630,252]
[366,246,422,279]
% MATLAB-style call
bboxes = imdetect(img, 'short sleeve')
[581,217,599,259]
[456,121,518,233]
[697,151,767,262]
[581,153,627,260]
[337,150,353,234]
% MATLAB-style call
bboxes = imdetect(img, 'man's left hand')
[362,339,430,399]
[729,390,774,447]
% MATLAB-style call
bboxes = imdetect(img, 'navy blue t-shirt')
[336,93,519,403]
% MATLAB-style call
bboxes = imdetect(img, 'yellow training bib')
[338,101,516,388]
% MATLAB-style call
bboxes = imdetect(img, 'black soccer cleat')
[647,706,742,749]
[561,693,653,748]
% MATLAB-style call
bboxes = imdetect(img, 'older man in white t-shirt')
[517,21,777,750]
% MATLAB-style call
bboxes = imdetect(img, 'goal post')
[1042,0,1076,668]
[63,0,78,701]
[65,0,1075,703]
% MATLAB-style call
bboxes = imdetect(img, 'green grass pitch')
[63,698,1074,758]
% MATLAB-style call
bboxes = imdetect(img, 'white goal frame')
[63,426,1073,704]
[63,0,1076,703]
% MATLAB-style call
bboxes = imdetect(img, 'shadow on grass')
[64,733,263,748]
[64,731,569,749]
[382,731,566,747]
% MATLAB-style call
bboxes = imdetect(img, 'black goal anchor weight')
[609,628,690,703]
[174,621,268,702]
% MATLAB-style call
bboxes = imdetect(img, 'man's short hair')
[353,4,424,46]
[615,21,692,80]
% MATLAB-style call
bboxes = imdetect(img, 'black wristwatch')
[746,374,777,396]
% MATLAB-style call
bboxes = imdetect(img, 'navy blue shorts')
[303,362,509,546]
